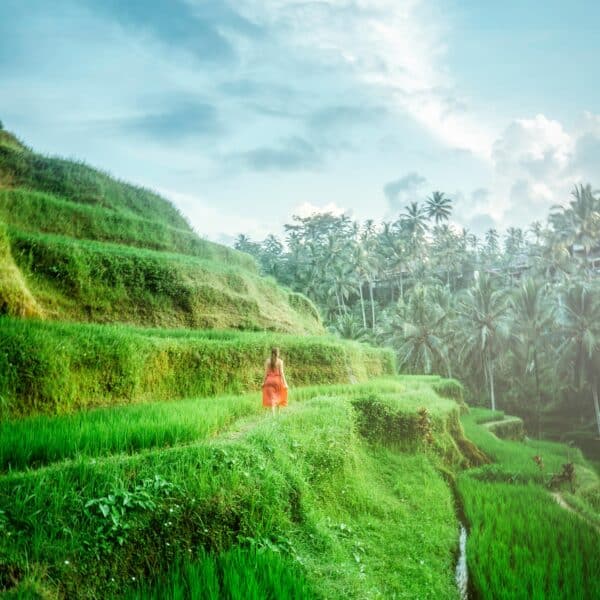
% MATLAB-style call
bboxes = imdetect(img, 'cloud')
[293,202,348,218]
[82,0,262,64]
[232,137,322,171]
[383,172,427,211]
[572,132,600,176]
[484,112,600,227]
[492,114,573,179]
[119,101,222,142]
[158,187,271,241]
[233,0,495,158]
[308,105,386,131]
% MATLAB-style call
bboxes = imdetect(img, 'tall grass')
[0,142,188,228]
[0,379,417,471]
[125,548,315,600]
[0,189,257,270]
[462,408,590,483]
[459,479,600,600]
[7,227,321,332]
[458,407,600,599]
[0,394,460,599]
[0,317,395,417]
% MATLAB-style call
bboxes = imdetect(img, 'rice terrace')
[1,2,600,599]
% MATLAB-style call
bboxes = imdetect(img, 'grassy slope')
[0,132,321,334]
[0,377,464,599]
[0,317,395,417]
[458,408,600,599]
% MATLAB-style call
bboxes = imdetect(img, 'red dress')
[262,367,288,407]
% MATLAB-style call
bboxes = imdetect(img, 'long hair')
[270,347,280,371]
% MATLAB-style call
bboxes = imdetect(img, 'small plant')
[85,475,176,551]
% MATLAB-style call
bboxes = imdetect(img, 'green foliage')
[6,228,319,333]
[458,407,600,599]
[0,132,322,335]
[0,189,256,270]
[0,142,188,228]
[126,548,315,600]
[0,380,411,471]
[0,317,395,417]
[85,475,177,552]
[0,392,461,599]
[431,378,464,402]
[459,479,600,600]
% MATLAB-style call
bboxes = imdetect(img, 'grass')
[458,406,600,599]
[0,317,394,417]
[5,227,321,332]
[0,140,188,229]
[461,407,593,483]
[0,379,413,472]
[0,129,323,336]
[0,222,43,318]
[0,188,257,270]
[125,548,315,600]
[0,386,463,599]
[459,478,599,600]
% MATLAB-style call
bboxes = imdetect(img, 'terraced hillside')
[0,129,320,333]
[0,129,397,419]
[1,376,597,599]
[2,128,597,600]
[0,376,479,599]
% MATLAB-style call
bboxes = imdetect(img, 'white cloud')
[158,188,272,242]
[486,113,600,227]
[292,201,348,218]
[233,0,495,158]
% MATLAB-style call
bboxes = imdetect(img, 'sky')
[1,0,599,245]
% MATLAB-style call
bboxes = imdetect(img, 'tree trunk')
[369,280,375,330]
[400,271,404,301]
[593,379,600,437]
[533,349,542,439]
[358,284,367,329]
[334,289,343,317]
[486,357,496,412]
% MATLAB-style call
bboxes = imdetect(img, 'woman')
[262,347,288,414]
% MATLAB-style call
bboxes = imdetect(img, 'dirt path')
[550,492,600,533]
[482,416,522,431]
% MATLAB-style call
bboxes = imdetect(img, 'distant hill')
[0,129,322,333]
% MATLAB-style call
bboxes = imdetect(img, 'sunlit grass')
[459,478,600,600]
[459,407,600,599]
[125,548,315,600]
[0,316,394,418]
[0,393,460,599]
[0,378,440,472]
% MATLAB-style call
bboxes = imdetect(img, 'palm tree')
[509,278,554,436]
[426,191,453,224]
[557,283,600,436]
[330,313,369,341]
[457,274,509,411]
[399,202,428,241]
[393,285,451,376]
[550,184,600,273]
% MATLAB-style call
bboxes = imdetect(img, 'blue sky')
[1,0,599,244]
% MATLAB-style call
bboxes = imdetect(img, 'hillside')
[0,130,320,333]
[0,377,478,598]
[1,377,597,599]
